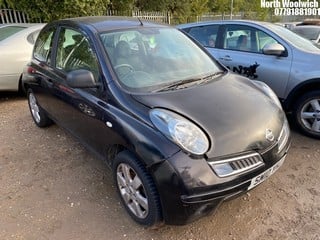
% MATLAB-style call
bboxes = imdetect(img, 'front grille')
[229,153,263,171]
[208,152,264,178]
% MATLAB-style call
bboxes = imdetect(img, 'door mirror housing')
[66,69,98,88]
[263,43,286,56]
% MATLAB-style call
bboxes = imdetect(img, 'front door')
[46,26,119,157]
[214,24,292,99]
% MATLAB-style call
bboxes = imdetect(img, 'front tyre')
[293,91,320,139]
[27,89,53,128]
[113,150,162,226]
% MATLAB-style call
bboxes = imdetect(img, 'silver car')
[0,23,45,92]
[178,20,320,139]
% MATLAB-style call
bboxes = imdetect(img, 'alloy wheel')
[116,163,149,219]
[300,98,320,133]
[29,92,41,123]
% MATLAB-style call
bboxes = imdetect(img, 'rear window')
[0,26,26,41]
[33,28,55,63]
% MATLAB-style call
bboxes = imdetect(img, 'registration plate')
[248,156,285,190]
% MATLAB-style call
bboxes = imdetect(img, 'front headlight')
[149,108,210,155]
[252,80,282,109]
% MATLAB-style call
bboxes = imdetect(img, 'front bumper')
[152,132,291,225]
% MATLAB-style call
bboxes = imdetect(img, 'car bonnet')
[131,73,285,159]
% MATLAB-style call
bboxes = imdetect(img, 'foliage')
[6,0,109,22]
[189,0,209,22]
[136,0,168,11]
[191,0,209,15]
[167,0,192,24]
[0,0,9,7]
[208,0,231,14]
[238,0,271,21]
[207,0,273,21]
[109,0,135,11]
[5,0,275,23]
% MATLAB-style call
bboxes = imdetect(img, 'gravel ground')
[0,93,319,240]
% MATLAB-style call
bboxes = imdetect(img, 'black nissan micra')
[22,17,291,226]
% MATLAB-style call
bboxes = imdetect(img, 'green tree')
[109,0,135,11]
[168,0,191,23]
[136,0,168,11]
[208,0,272,21]
[208,0,231,14]
[190,0,209,20]
[7,0,109,22]
[0,0,8,7]
[238,0,272,20]
[135,0,193,23]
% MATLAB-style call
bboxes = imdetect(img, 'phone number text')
[274,8,320,15]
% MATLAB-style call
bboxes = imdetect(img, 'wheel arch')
[104,121,182,225]
[102,104,180,170]
[284,78,320,111]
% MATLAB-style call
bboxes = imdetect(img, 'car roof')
[50,16,169,32]
[177,20,276,29]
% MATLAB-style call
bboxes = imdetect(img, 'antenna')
[137,17,143,26]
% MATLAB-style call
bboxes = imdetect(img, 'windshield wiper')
[154,78,201,92]
[200,71,225,83]
[154,71,225,92]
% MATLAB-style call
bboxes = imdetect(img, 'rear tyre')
[293,91,320,139]
[27,89,53,128]
[113,150,162,226]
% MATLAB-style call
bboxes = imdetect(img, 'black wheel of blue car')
[27,89,53,128]
[293,91,320,139]
[113,150,162,226]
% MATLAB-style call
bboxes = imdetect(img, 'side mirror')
[66,69,98,88]
[262,43,285,56]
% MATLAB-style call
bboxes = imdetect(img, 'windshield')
[267,23,320,51]
[292,27,320,40]
[100,27,222,92]
[0,26,26,41]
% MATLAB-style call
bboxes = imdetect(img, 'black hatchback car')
[22,17,290,226]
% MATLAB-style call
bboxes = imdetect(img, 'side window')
[55,28,99,81]
[34,28,55,63]
[223,25,258,53]
[187,25,219,48]
[257,31,278,52]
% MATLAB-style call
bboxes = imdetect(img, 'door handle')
[219,55,232,61]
